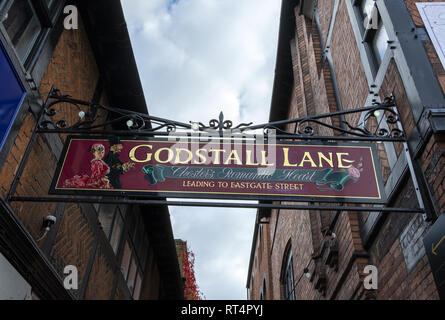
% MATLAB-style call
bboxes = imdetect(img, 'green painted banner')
[142,164,362,192]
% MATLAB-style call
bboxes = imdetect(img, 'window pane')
[127,211,137,237]
[109,210,124,254]
[120,241,132,279]
[118,205,127,220]
[360,0,374,19]
[44,0,54,9]
[262,279,266,300]
[284,254,295,300]
[127,256,137,294]
[372,24,389,65]
[140,237,149,269]
[98,205,116,239]
[137,230,147,265]
[3,0,42,63]
[133,215,142,244]
[133,272,143,300]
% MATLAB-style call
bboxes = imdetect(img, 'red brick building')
[0,0,182,299]
[247,0,445,300]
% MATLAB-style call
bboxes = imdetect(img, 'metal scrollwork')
[238,94,405,142]
[37,86,190,134]
[284,95,404,140]
[37,86,406,142]
[190,111,253,135]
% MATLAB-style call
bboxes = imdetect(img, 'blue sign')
[0,42,26,152]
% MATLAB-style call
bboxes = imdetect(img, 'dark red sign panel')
[50,136,385,203]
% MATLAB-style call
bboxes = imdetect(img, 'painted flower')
[348,166,361,179]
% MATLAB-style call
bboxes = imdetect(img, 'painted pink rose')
[348,166,361,179]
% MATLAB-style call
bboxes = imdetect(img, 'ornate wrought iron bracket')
[36,87,406,142]
[241,95,405,141]
[37,86,192,134]
[6,86,424,214]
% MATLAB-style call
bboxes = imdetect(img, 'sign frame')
[7,86,427,215]
[49,135,386,205]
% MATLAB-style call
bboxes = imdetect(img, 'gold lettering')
[318,152,333,168]
[260,150,274,166]
[194,149,208,165]
[154,147,174,164]
[224,150,242,165]
[129,145,152,163]
[337,153,355,168]
[246,150,259,166]
[283,148,298,167]
[299,152,317,168]
[175,148,192,164]
[208,149,226,165]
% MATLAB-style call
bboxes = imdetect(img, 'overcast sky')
[121,0,281,299]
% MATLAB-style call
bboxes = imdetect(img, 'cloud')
[169,206,256,300]
[122,0,281,299]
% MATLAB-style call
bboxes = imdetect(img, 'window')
[283,250,295,300]
[371,23,389,66]
[140,236,149,270]
[127,256,137,294]
[259,224,262,243]
[121,236,147,299]
[133,272,143,300]
[44,0,54,8]
[97,205,126,254]
[360,0,374,20]
[109,208,124,254]
[120,209,149,299]
[0,0,57,67]
[98,204,116,239]
[354,0,389,70]
[97,204,148,300]
[120,240,132,279]
[2,0,41,63]
[260,277,266,300]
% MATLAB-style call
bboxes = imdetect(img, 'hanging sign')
[49,136,385,203]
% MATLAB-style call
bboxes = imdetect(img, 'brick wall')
[376,238,439,299]
[140,250,161,300]
[175,240,187,280]
[317,0,334,47]
[84,245,115,299]
[295,13,315,117]
[380,59,416,143]
[421,135,445,213]
[250,0,443,300]
[0,15,160,299]
[252,1,372,300]
[330,0,368,124]
[266,207,320,300]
